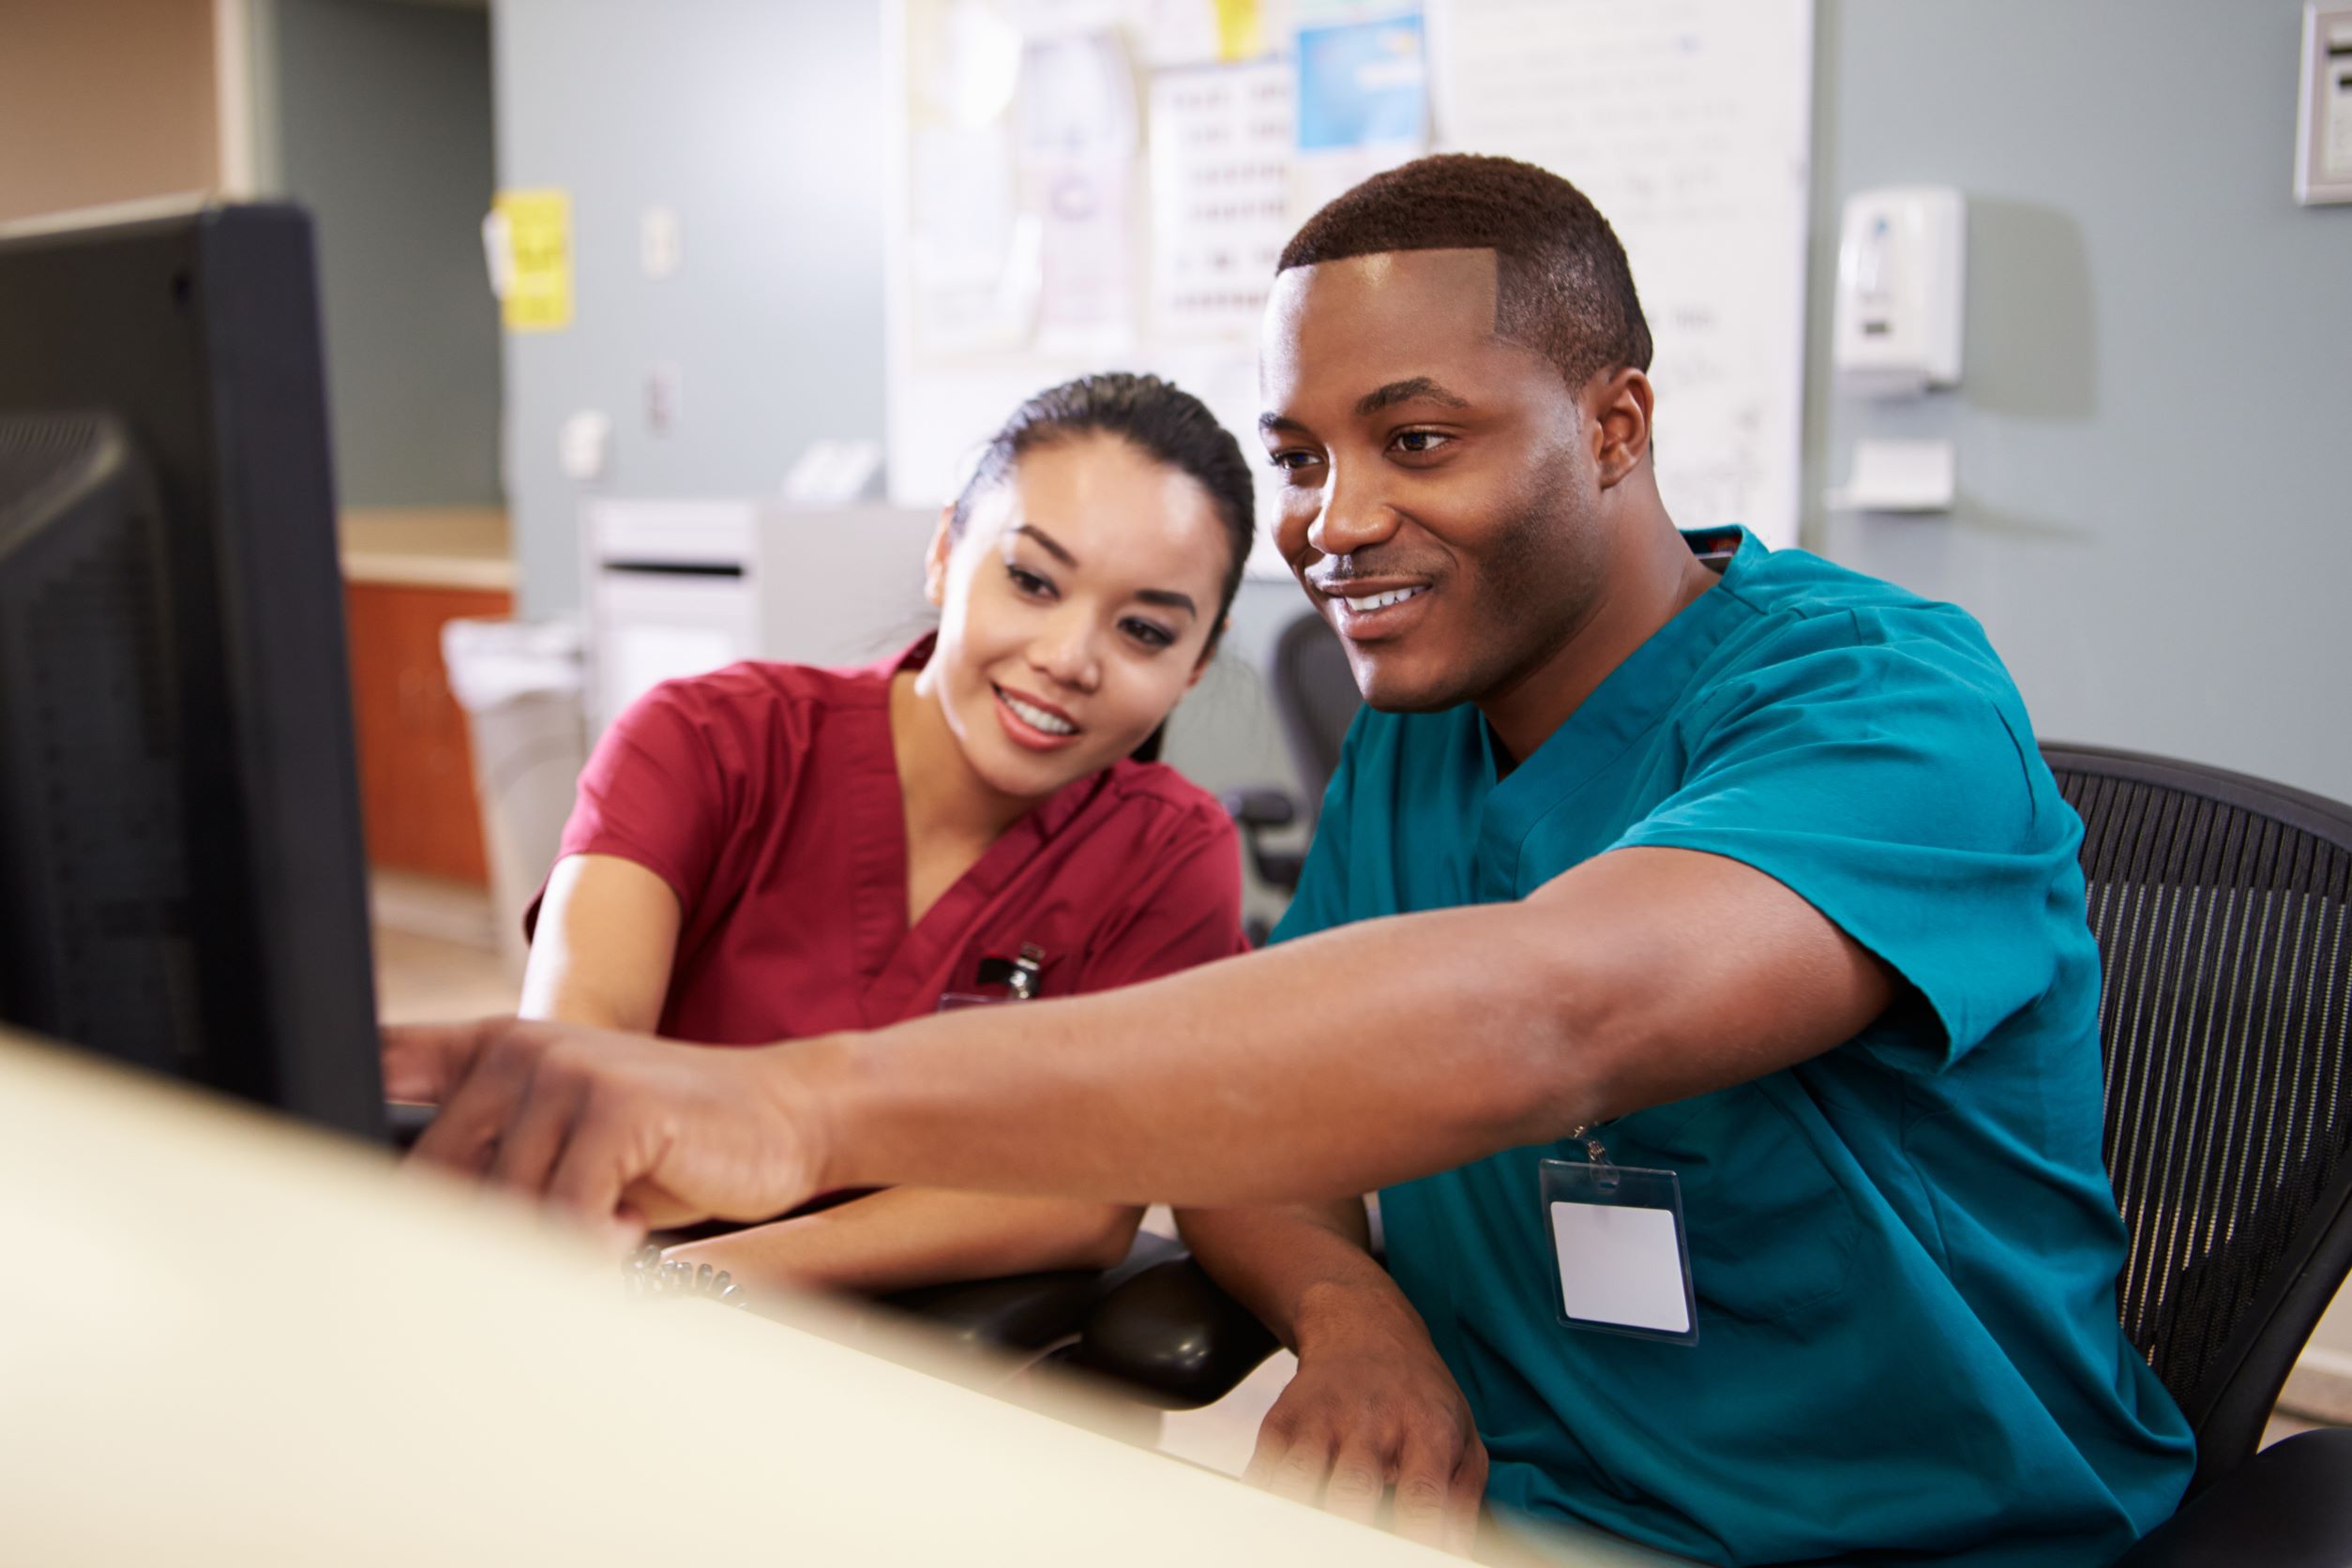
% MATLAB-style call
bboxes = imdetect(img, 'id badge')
[1538,1155,1699,1345]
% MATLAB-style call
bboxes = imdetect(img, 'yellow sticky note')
[495,188,572,332]
[1214,0,1262,61]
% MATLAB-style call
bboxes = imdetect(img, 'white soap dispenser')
[1832,186,1967,399]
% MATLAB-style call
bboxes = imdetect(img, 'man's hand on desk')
[1250,1279,1488,1555]
[384,1017,830,1242]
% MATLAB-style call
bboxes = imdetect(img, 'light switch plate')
[559,410,611,481]
[641,205,683,278]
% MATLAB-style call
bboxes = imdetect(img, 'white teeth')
[1342,585,1426,611]
[1001,690,1076,736]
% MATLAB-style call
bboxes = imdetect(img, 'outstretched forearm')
[790,846,1890,1209]
[796,900,1595,1208]
[386,847,1890,1233]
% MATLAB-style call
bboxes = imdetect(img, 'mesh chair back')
[1269,612,1360,825]
[2045,743,2352,1489]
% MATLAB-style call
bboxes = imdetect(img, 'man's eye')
[1007,564,1054,597]
[1266,449,1322,473]
[1393,430,1453,456]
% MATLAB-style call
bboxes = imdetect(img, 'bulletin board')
[883,0,1817,571]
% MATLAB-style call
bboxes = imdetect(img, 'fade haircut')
[1277,154,1652,390]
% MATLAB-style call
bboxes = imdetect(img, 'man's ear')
[924,505,956,609]
[1588,368,1655,490]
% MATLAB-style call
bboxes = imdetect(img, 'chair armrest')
[1220,786,1306,895]
[2110,1427,2352,1568]
[1065,1253,1281,1410]
[876,1230,1188,1356]
[1220,787,1297,829]
[878,1269,1108,1354]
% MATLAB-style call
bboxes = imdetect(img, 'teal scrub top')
[1274,529,2194,1566]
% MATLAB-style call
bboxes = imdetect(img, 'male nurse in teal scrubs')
[388,155,2194,1565]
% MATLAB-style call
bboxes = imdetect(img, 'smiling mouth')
[994,685,1079,738]
[1333,585,1427,611]
[1320,582,1432,638]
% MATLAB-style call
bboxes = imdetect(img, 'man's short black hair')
[1278,154,1652,390]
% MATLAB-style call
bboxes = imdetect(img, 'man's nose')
[1305,464,1401,560]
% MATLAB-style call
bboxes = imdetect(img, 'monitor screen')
[0,203,384,1140]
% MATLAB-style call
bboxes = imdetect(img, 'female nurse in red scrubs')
[518,373,1257,1295]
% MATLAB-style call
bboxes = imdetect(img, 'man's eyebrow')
[1355,377,1471,417]
[1010,523,1077,565]
[1258,379,1470,435]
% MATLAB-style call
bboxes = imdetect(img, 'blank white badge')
[1548,1199,1692,1335]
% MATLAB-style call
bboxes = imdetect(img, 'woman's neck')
[889,668,1038,855]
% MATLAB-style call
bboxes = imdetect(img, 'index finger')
[382,1018,504,1106]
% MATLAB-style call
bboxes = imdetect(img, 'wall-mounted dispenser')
[1832,186,1966,399]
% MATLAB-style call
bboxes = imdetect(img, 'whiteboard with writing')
[885,0,1816,560]
[1429,0,1817,547]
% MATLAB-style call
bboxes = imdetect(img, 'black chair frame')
[2042,745,2352,1497]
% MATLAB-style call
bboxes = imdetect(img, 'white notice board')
[1428,0,1817,549]
[885,0,1816,562]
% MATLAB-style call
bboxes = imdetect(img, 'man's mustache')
[1304,552,1448,593]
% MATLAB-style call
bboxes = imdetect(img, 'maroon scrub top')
[529,640,1248,1045]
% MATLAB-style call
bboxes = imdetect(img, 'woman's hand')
[1245,1279,1488,1555]
[384,1017,836,1243]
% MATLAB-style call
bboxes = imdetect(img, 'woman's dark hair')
[949,371,1258,642]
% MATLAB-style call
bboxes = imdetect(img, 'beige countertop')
[339,505,517,593]
[0,1031,1527,1568]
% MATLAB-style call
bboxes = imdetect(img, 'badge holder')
[1539,1131,1699,1346]
[942,944,1047,1010]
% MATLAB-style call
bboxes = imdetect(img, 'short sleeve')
[1268,711,1364,946]
[1612,634,2073,1073]
[523,679,733,936]
[1071,807,1249,991]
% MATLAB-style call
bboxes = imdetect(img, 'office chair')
[1223,611,1359,917]
[2047,744,2352,1563]
[1055,742,2352,1562]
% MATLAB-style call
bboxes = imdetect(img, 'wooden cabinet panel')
[344,582,513,886]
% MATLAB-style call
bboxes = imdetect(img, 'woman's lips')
[992,684,1081,751]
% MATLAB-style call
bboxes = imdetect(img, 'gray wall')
[1805,0,2352,805]
[492,0,889,615]
[490,0,2352,917]
[266,0,502,507]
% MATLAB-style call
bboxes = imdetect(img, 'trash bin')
[440,618,587,978]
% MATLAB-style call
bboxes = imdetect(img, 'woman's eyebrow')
[1016,523,1196,617]
[1011,523,1078,565]
[1137,588,1198,617]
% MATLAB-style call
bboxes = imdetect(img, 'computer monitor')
[0,202,384,1140]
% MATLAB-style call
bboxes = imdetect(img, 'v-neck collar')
[845,638,1107,1018]
[1472,527,1762,893]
